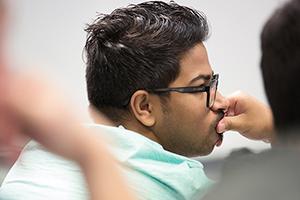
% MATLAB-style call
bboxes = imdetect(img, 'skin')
[216,91,275,143]
[125,43,229,157]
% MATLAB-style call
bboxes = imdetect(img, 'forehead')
[170,43,212,87]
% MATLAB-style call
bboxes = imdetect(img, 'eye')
[191,82,205,88]
[195,83,206,88]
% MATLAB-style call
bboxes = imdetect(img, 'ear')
[129,90,156,127]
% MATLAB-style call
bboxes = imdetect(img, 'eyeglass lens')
[208,80,218,108]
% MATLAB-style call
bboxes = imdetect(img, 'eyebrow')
[189,71,214,85]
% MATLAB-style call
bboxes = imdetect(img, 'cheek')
[172,95,217,135]
[174,94,209,120]
[187,93,207,110]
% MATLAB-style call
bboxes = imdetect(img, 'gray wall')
[6,0,287,161]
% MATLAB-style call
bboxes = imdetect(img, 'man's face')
[152,43,226,157]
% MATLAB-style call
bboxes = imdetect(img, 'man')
[203,0,300,199]
[0,1,273,200]
[87,1,230,199]
[84,1,228,199]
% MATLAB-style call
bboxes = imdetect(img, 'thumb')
[217,114,247,133]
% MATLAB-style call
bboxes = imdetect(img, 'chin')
[198,145,215,156]
[186,147,214,157]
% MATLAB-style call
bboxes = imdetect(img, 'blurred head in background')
[261,0,300,138]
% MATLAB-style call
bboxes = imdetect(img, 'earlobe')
[129,90,156,127]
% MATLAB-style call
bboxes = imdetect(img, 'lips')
[214,112,225,147]
[215,133,223,147]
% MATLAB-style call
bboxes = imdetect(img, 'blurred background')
[1,0,287,182]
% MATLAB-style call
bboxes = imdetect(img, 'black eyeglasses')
[145,74,219,108]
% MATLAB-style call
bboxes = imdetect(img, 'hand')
[216,91,275,143]
[0,71,113,161]
[0,72,88,163]
[0,70,29,164]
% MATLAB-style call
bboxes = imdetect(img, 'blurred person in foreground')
[203,0,300,199]
[0,1,276,200]
[0,1,136,200]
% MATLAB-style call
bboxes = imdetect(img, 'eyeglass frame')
[145,74,219,108]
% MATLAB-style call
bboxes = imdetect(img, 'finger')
[223,96,238,117]
[216,114,247,133]
[225,91,247,116]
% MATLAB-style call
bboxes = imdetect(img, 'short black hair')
[261,0,300,131]
[84,1,209,122]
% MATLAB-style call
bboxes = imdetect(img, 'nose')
[210,92,229,114]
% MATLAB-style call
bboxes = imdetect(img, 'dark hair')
[261,0,300,131]
[85,1,209,122]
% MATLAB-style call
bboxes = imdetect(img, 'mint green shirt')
[0,124,213,200]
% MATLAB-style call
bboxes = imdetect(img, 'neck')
[89,107,161,144]
[89,107,116,126]
[122,120,160,143]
